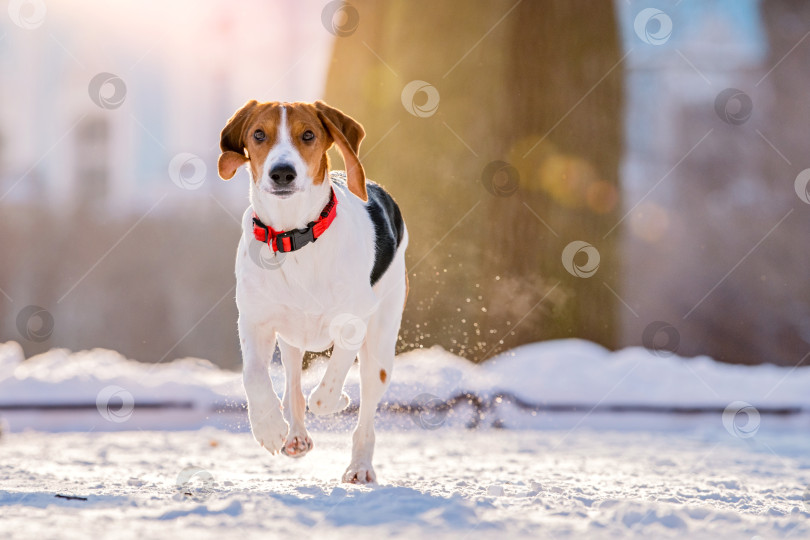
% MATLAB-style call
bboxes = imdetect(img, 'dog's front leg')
[240,321,288,454]
[343,298,402,484]
[278,339,313,458]
[342,341,390,484]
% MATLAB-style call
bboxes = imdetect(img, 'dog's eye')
[253,129,266,142]
[302,130,315,142]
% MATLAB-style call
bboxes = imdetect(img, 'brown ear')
[315,100,367,201]
[218,100,257,180]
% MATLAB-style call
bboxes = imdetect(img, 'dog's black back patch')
[365,181,404,285]
[331,171,404,285]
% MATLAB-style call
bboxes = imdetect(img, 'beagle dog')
[217,100,408,484]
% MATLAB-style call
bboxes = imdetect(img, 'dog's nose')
[269,164,297,185]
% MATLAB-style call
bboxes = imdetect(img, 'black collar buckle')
[275,223,316,253]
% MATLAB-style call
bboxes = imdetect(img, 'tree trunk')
[324,0,623,361]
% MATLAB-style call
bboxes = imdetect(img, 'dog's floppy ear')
[218,100,258,180]
[315,100,367,201]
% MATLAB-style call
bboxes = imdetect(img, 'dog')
[217,100,408,484]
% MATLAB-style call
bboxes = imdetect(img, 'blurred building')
[0,1,335,366]
[0,0,332,214]
[617,0,810,364]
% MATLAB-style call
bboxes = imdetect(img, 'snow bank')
[387,339,810,408]
[1,339,808,433]
[0,342,240,407]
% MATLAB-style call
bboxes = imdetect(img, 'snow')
[3,428,809,539]
[1,339,810,538]
[3,339,809,429]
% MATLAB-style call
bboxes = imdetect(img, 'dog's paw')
[342,462,376,485]
[308,389,350,416]
[248,406,289,454]
[281,433,313,458]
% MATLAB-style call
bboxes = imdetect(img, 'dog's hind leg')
[307,344,358,416]
[240,321,288,454]
[278,339,313,458]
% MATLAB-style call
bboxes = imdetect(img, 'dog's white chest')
[234,203,377,351]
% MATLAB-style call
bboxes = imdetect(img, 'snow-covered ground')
[1,340,810,538]
[3,427,810,539]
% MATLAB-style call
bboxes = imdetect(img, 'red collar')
[252,188,338,253]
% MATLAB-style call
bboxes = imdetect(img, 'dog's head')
[217,100,367,201]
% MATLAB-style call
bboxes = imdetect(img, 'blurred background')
[1,0,808,369]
